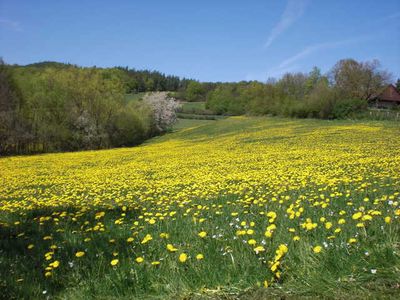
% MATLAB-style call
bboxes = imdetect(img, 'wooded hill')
[0,60,189,155]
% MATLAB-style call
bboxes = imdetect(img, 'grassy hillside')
[172,118,216,131]
[1,117,399,299]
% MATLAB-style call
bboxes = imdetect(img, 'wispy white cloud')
[0,18,22,31]
[264,0,309,49]
[266,35,373,78]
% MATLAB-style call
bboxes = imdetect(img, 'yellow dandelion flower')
[263,280,269,288]
[305,223,314,230]
[111,259,119,266]
[198,231,207,238]
[352,212,362,220]
[159,232,169,239]
[141,234,153,244]
[167,244,178,252]
[246,229,254,235]
[248,239,257,245]
[362,215,372,221]
[313,246,322,253]
[196,253,204,260]
[179,253,187,263]
[254,246,265,253]
[270,261,279,272]
[75,251,85,258]
[278,244,288,254]
[135,257,144,263]
[50,260,60,268]
[264,230,273,238]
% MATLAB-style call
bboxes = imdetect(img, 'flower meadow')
[1,117,399,299]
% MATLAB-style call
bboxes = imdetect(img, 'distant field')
[124,92,147,103]
[172,118,216,130]
[1,117,399,299]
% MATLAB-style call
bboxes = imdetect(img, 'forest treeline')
[177,59,396,119]
[0,60,182,155]
[0,58,397,155]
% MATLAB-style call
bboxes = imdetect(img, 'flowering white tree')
[143,92,180,132]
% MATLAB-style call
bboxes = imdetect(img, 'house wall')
[375,100,400,109]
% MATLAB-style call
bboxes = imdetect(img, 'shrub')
[305,82,336,119]
[332,98,367,119]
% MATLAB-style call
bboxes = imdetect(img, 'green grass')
[176,113,225,120]
[124,92,147,104]
[177,101,224,121]
[172,118,217,131]
[1,116,400,299]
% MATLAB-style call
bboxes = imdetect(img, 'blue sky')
[1,0,399,82]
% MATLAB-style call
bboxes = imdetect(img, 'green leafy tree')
[0,59,23,154]
[330,59,391,100]
[305,67,322,93]
[185,81,206,102]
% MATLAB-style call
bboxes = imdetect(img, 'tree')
[305,80,336,119]
[330,59,391,100]
[305,67,323,93]
[277,72,308,100]
[0,59,24,154]
[206,84,235,115]
[143,92,179,132]
[109,102,151,147]
[185,81,206,102]
[396,78,400,92]
[5,64,157,154]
